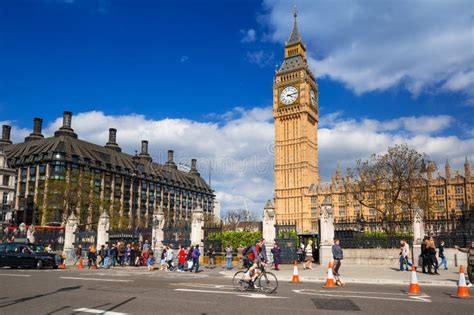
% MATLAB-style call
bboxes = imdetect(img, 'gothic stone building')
[0,112,214,229]
[0,146,16,222]
[273,11,473,233]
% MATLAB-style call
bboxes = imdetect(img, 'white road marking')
[170,283,235,290]
[0,274,31,277]
[174,288,287,299]
[73,307,128,314]
[60,277,133,283]
[292,289,431,303]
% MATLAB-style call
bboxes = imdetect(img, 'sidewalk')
[219,264,465,287]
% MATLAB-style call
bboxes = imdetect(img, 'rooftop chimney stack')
[105,128,121,152]
[55,111,78,138]
[25,118,45,142]
[0,125,12,146]
[190,158,200,176]
[165,149,177,170]
[138,140,152,162]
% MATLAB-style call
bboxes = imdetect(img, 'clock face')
[280,86,298,105]
[310,89,316,106]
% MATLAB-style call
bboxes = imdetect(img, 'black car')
[0,242,60,269]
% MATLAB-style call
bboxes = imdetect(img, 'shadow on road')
[0,286,82,309]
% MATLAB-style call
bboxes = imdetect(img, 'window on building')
[354,204,361,217]
[455,186,463,194]
[368,192,375,200]
[455,199,464,209]
[436,187,444,196]
[2,175,9,186]
[2,193,8,205]
[311,196,317,205]
[369,208,376,216]
[311,207,317,217]
[339,206,346,217]
[338,194,345,203]
[436,200,445,210]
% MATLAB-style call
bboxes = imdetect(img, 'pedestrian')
[271,243,281,271]
[399,239,412,271]
[427,237,439,275]
[159,246,167,270]
[125,243,131,266]
[237,244,244,269]
[421,236,431,274]
[74,245,82,265]
[455,241,474,287]
[87,245,97,269]
[438,240,447,270]
[206,245,215,269]
[186,246,194,271]
[225,246,233,270]
[166,245,175,271]
[110,244,118,267]
[98,245,107,268]
[117,242,125,267]
[304,240,314,269]
[297,243,304,263]
[332,239,343,276]
[178,245,187,272]
[190,245,201,273]
[147,248,154,272]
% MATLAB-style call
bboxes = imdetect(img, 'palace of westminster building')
[272,12,473,232]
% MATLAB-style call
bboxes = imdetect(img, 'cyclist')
[243,238,267,282]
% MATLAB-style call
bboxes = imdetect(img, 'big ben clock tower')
[273,9,318,232]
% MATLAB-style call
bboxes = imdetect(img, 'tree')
[349,144,436,221]
[223,209,256,232]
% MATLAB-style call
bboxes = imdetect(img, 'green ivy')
[206,231,262,249]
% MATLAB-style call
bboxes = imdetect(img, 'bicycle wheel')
[258,272,278,294]
[232,271,250,291]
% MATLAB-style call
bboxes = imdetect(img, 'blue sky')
[1,0,473,215]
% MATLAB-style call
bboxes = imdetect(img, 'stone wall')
[341,248,468,267]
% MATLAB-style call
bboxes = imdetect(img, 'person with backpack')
[190,245,201,273]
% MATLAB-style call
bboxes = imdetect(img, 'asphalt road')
[0,267,472,315]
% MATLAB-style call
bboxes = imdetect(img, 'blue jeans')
[399,256,412,270]
[226,257,233,269]
[191,258,199,273]
[439,257,447,269]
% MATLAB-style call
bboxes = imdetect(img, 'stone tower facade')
[273,11,319,232]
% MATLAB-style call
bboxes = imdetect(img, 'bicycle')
[232,263,278,294]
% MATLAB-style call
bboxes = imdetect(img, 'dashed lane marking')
[170,283,235,290]
[0,273,31,277]
[292,289,431,303]
[60,277,133,283]
[73,307,128,314]
[174,288,288,299]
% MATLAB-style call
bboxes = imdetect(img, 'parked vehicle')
[0,242,60,269]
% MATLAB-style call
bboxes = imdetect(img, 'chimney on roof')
[138,140,152,162]
[54,111,78,139]
[105,128,121,152]
[189,158,200,176]
[25,118,44,142]
[165,149,177,170]
[0,125,12,146]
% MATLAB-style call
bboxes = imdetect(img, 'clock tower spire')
[273,8,319,232]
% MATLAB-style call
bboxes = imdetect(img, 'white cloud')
[264,0,474,97]
[240,29,257,43]
[246,50,274,67]
[179,56,189,63]
[5,109,473,217]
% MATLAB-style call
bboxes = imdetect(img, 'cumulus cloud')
[263,0,474,97]
[240,29,257,43]
[246,50,274,67]
[179,56,189,63]
[6,108,473,217]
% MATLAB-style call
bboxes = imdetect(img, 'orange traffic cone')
[408,265,421,295]
[78,257,83,270]
[323,262,336,288]
[59,261,66,269]
[455,265,470,299]
[290,261,301,283]
[92,262,97,270]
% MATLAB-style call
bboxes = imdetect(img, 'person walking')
[237,244,244,269]
[304,240,314,269]
[178,245,187,272]
[427,237,439,275]
[146,248,154,272]
[74,245,83,265]
[421,236,431,274]
[455,241,474,287]
[98,245,107,268]
[125,243,131,266]
[160,246,167,271]
[332,239,343,276]
[438,240,447,270]
[166,245,175,271]
[225,246,233,270]
[87,245,97,269]
[271,243,281,271]
[399,240,412,271]
[186,246,194,271]
[206,246,215,269]
[190,245,201,273]
[110,244,118,268]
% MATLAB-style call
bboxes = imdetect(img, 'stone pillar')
[96,211,110,248]
[191,206,204,248]
[412,208,424,266]
[319,197,335,266]
[262,200,276,262]
[64,213,79,260]
[152,206,165,255]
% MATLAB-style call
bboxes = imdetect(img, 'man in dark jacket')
[332,239,343,276]
[421,236,431,274]
[271,243,281,270]
[98,245,107,268]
